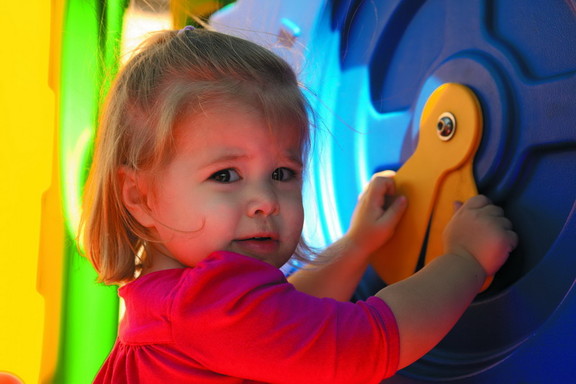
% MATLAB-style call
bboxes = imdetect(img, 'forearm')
[376,252,486,369]
[288,236,370,301]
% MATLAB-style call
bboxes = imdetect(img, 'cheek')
[152,201,203,233]
[187,193,244,238]
[284,193,305,232]
[148,187,207,234]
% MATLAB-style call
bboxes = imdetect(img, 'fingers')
[381,194,408,227]
[462,194,519,253]
[463,194,492,209]
[383,193,400,211]
[508,230,519,251]
[370,171,397,197]
[373,170,397,178]
[362,171,399,210]
[499,216,514,230]
[369,172,407,225]
[461,196,511,226]
[459,196,505,219]
[355,171,407,224]
[484,204,504,217]
[498,218,518,252]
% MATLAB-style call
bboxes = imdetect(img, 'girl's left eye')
[272,167,297,182]
[210,169,241,183]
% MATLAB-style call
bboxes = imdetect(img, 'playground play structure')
[1,0,574,382]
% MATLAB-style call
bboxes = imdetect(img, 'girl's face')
[140,102,305,272]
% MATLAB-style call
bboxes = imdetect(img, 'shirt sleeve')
[171,251,400,384]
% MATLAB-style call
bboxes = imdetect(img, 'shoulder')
[172,251,291,312]
[189,250,286,280]
[121,251,286,301]
[176,251,288,297]
[117,251,287,342]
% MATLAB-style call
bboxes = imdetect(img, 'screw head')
[437,112,456,141]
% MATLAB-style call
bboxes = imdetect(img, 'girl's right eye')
[209,169,241,183]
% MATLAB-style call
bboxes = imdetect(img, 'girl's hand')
[345,171,408,256]
[443,195,518,277]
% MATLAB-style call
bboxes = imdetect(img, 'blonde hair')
[80,29,312,284]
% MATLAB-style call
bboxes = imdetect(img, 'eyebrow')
[202,149,303,168]
[282,150,305,168]
[205,152,248,164]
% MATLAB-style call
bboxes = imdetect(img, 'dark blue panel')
[318,0,576,381]
[488,0,576,79]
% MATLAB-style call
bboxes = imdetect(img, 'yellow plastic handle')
[370,83,483,285]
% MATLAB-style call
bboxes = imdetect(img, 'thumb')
[453,200,464,213]
[380,195,407,228]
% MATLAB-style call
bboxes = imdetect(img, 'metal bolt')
[437,112,456,141]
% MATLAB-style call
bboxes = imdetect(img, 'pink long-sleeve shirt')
[94,251,399,383]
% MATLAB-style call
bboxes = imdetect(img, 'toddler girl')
[81,28,517,383]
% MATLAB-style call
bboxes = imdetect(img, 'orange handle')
[370,83,486,287]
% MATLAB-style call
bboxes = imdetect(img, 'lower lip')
[233,239,280,256]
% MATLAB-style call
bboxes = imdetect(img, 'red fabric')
[94,251,399,383]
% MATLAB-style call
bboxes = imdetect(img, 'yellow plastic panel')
[0,0,58,382]
[370,83,483,285]
[172,0,232,28]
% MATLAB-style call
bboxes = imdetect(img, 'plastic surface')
[212,0,576,381]
[371,83,483,285]
[0,1,56,382]
[0,1,125,382]
[51,1,126,382]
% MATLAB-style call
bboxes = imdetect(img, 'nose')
[246,182,280,217]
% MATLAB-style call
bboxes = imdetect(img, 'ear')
[118,166,156,228]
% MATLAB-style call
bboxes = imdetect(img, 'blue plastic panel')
[213,0,576,382]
